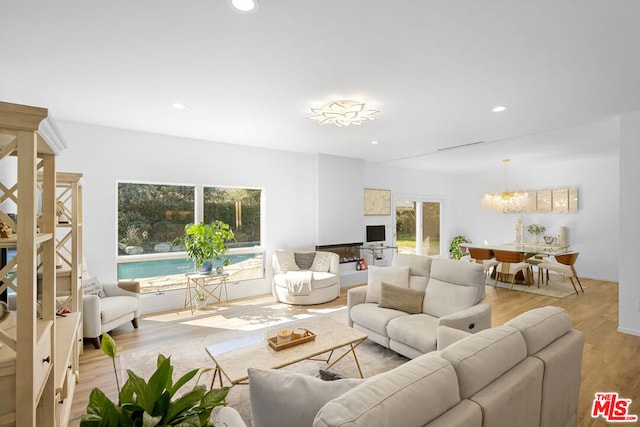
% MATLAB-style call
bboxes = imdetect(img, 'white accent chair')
[82,275,141,349]
[272,250,340,305]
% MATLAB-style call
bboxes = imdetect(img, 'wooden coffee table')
[205,316,367,387]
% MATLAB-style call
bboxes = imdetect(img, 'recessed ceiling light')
[171,103,188,110]
[492,105,507,112]
[230,0,258,13]
[370,140,380,145]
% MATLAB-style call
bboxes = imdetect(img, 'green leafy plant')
[80,333,229,427]
[122,226,144,247]
[527,224,546,235]
[184,221,235,269]
[450,235,471,260]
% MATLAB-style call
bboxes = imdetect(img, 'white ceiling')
[2,0,637,173]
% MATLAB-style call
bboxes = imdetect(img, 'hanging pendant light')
[481,159,529,214]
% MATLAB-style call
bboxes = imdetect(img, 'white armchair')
[272,250,340,305]
[83,279,141,348]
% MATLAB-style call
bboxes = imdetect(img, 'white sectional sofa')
[272,250,340,305]
[348,254,491,358]
[213,306,585,427]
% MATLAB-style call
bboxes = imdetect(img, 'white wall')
[619,111,640,336]
[363,163,457,257]
[452,156,619,282]
[54,117,625,319]
[316,154,364,245]
[56,121,318,312]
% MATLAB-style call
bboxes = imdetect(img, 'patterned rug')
[118,308,408,426]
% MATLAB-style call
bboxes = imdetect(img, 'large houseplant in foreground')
[184,220,235,272]
[80,333,229,426]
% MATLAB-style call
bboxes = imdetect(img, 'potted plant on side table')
[184,220,235,274]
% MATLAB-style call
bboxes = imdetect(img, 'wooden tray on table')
[267,329,317,351]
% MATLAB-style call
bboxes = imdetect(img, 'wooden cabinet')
[0,101,80,427]
[49,172,84,425]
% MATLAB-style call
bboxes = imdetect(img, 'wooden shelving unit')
[0,101,79,427]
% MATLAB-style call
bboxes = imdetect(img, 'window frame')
[116,180,265,290]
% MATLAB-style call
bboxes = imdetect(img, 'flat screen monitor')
[366,225,386,243]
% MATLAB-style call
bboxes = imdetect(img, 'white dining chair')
[493,250,532,289]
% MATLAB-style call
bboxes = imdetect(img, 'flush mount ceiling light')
[481,159,529,214]
[308,100,380,127]
[230,0,258,13]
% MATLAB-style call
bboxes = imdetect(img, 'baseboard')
[617,326,640,337]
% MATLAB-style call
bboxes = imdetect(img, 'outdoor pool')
[118,254,252,280]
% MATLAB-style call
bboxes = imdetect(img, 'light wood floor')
[69,278,640,426]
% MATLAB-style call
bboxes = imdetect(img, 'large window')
[395,200,441,256]
[117,182,264,293]
[203,187,261,247]
[118,183,195,256]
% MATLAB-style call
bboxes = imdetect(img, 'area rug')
[490,277,584,298]
[118,309,408,426]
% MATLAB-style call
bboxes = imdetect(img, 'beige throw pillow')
[275,250,300,273]
[365,265,410,303]
[378,282,425,314]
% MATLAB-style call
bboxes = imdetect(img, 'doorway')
[395,200,441,256]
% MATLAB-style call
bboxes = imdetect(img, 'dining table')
[460,241,570,285]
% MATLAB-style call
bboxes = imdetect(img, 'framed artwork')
[364,188,391,216]
[525,192,537,214]
[568,187,578,213]
[552,188,569,213]
[536,190,552,213]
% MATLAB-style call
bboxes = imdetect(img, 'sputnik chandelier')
[481,159,529,214]
[308,100,380,127]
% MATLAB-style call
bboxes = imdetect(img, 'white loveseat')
[272,250,340,305]
[213,306,584,427]
[348,253,491,358]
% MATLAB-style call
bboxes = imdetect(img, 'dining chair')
[537,252,584,295]
[493,250,532,289]
[524,254,553,287]
[467,247,500,280]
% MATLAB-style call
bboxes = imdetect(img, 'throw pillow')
[248,368,362,427]
[364,265,410,303]
[310,251,332,272]
[82,276,104,298]
[275,250,300,273]
[294,252,316,270]
[378,282,425,314]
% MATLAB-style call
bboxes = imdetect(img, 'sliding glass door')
[395,200,441,256]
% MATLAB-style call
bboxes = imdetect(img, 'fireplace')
[315,242,363,263]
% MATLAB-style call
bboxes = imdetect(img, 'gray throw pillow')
[294,252,316,270]
[378,282,425,314]
[249,368,362,427]
[82,276,104,298]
